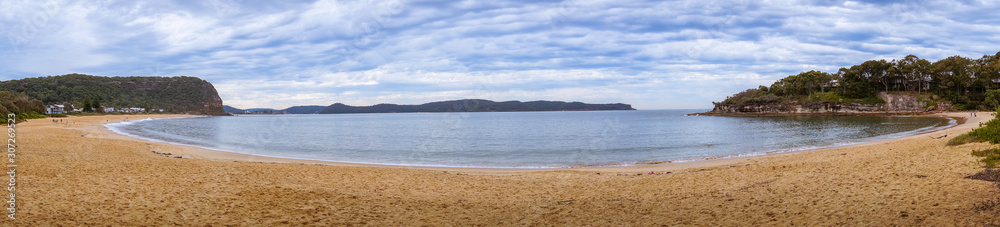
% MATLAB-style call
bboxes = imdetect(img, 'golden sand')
[7,113,1000,225]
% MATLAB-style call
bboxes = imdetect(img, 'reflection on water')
[107,110,952,168]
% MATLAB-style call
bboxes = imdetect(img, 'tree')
[977,52,1000,91]
[838,66,876,98]
[893,55,932,93]
[93,96,103,113]
[61,102,75,112]
[767,70,833,97]
[82,96,93,112]
[985,89,1000,110]
[931,56,974,103]
[0,91,45,118]
[856,59,894,92]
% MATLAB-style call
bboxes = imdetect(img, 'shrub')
[951,108,1000,146]
[971,148,1000,168]
[811,92,843,102]
[720,89,783,105]
[861,96,886,104]
[16,113,47,119]
[969,109,1000,144]
[947,133,981,146]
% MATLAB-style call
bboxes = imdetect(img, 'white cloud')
[3,0,1000,109]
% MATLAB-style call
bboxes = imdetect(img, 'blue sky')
[2,0,999,109]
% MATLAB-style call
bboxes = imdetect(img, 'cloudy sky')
[2,0,999,109]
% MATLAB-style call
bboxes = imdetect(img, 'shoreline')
[15,112,1000,225]
[578,112,968,172]
[691,111,956,117]
[99,113,962,172]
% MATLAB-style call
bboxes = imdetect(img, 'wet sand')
[10,113,1000,225]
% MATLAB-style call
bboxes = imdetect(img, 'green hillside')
[0,74,226,115]
[717,51,1000,111]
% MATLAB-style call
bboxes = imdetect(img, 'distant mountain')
[244,108,279,113]
[319,99,635,114]
[222,105,245,113]
[282,105,326,114]
[0,74,226,115]
[224,105,326,114]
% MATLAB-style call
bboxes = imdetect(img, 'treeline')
[0,91,45,120]
[720,51,1000,110]
[0,74,226,115]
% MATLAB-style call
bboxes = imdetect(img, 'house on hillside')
[123,107,145,113]
[823,79,840,89]
[46,104,65,114]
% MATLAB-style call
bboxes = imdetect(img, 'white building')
[46,104,65,114]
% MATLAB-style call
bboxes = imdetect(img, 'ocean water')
[106,110,954,168]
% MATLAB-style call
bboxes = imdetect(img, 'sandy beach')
[9,113,1000,225]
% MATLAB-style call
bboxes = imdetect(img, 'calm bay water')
[107,110,953,168]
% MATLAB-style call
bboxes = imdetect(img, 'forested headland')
[714,51,1000,114]
[0,74,226,116]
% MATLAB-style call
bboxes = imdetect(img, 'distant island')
[708,51,1000,115]
[224,105,326,114]
[226,99,635,114]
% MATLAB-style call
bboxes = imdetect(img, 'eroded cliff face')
[112,76,226,115]
[879,92,953,112]
[711,92,952,115]
[192,80,227,115]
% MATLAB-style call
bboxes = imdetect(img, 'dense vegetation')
[0,91,46,120]
[0,74,226,115]
[719,51,1000,110]
[319,99,635,114]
